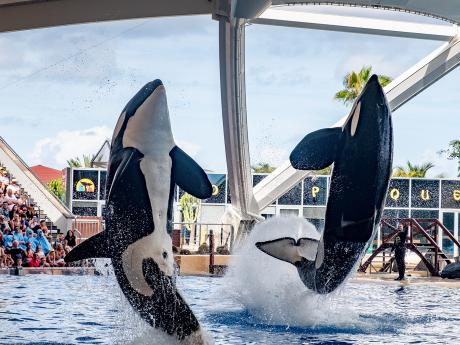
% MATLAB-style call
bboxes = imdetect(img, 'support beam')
[271,1,460,25]
[254,8,457,41]
[0,0,213,33]
[217,0,259,220]
[254,37,460,211]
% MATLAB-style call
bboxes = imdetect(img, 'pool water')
[0,274,459,344]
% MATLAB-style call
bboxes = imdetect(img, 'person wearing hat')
[6,178,20,194]
[0,169,9,185]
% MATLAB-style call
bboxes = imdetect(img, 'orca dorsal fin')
[256,237,319,265]
[290,127,342,170]
[170,146,212,199]
[64,231,111,263]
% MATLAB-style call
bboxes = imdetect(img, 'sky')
[0,6,458,177]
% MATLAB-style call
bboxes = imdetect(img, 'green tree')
[392,161,435,178]
[334,66,392,105]
[48,178,65,201]
[179,193,200,231]
[67,154,94,168]
[252,162,276,173]
[439,139,460,177]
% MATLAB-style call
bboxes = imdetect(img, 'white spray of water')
[224,216,361,328]
[91,259,213,345]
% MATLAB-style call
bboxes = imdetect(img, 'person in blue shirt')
[24,228,37,252]
[3,230,13,249]
[36,229,52,255]
[12,226,26,251]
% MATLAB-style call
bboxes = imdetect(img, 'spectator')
[53,234,65,250]
[6,178,20,194]
[12,226,26,250]
[36,230,52,255]
[4,189,18,207]
[29,217,40,232]
[3,229,13,249]
[0,169,8,184]
[40,256,50,268]
[39,220,49,237]
[35,244,45,260]
[0,215,9,232]
[26,206,36,220]
[25,229,37,252]
[64,230,77,248]
[9,205,19,221]
[23,242,34,266]
[28,253,41,268]
[0,202,9,219]
[53,244,66,267]
[6,240,25,267]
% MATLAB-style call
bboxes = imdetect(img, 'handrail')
[0,136,74,219]
[432,219,460,249]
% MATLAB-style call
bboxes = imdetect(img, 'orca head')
[343,74,389,138]
[111,79,175,157]
[152,229,175,277]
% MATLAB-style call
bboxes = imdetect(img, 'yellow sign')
[311,186,320,198]
[420,189,430,201]
[390,188,400,200]
[212,185,219,196]
[76,178,95,193]
[453,189,460,201]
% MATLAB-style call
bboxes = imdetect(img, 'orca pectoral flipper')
[107,148,139,201]
[256,237,305,265]
[64,231,111,263]
[290,128,342,170]
[170,146,212,199]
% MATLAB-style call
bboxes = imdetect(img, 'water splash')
[224,216,361,328]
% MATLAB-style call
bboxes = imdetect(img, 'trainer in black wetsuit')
[392,224,408,280]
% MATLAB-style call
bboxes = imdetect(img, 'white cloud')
[29,126,112,168]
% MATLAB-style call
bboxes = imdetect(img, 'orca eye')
[162,251,168,259]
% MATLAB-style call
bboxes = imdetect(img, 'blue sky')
[0,7,458,177]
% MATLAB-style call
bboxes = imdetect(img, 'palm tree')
[67,154,95,168]
[334,66,392,105]
[392,161,435,178]
[252,162,276,173]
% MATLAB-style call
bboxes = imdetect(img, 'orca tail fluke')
[255,237,319,265]
[64,231,111,263]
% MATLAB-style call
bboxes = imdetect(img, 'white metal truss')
[254,8,458,41]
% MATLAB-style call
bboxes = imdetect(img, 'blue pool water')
[0,274,459,344]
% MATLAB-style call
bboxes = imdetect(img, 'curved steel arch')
[271,1,460,25]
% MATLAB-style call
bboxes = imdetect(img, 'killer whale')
[256,75,393,294]
[65,80,212,343]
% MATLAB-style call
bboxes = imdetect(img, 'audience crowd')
[0,167,77,269]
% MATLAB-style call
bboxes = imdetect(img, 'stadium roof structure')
[2,0,460,223]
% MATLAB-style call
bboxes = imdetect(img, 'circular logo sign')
[76,178,96,193]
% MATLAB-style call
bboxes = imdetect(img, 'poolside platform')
[354,272,460,288]
[0,267,96,276]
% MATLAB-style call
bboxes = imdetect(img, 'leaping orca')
[256,75,393,294]
[65,80,213,343]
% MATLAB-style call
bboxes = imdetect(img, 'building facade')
[65,168,460,255]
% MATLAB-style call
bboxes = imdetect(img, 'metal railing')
[172,222,235,253]
[360,218,460,276]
